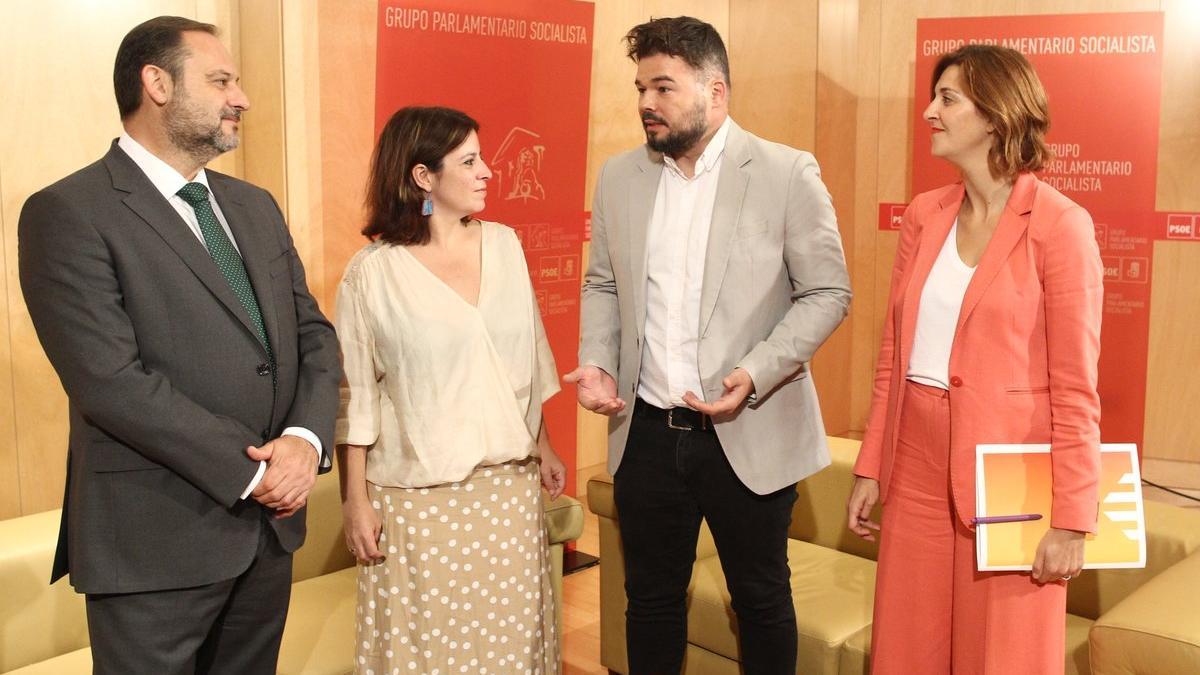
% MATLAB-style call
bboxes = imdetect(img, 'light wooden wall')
[0,1,243,518]
[1,0,1196,517]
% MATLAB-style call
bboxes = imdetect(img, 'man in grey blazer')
[17,16,340,674]
[565,16,851,674]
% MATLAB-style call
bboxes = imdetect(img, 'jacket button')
[950,376,963,387]
[256,363,271,376]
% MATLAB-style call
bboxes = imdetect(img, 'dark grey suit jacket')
[18,141,342,595]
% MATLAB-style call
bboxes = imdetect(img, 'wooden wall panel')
[1144,242,1200,461]
[729,1,817,151]
[239,0,287,207]
[583,0,643,208]
[1156,0,1200,213]
[846,0,882,436]
[0,166,16,519]
[812,0,854,435]
[279,1,327,301]
[0,1,238,516]
[317,0,377,311]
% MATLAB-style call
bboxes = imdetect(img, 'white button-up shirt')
[637,116,732,409]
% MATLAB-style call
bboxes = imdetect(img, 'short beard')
[644,99,708,157]
[164,90,239,165]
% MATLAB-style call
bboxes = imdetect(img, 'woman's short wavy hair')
[933,45,1053,177]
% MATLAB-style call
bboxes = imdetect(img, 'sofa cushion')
[687,539,875,675]
[1090,552,1200,675]
[839,624,870,675]
[277,567,358,674]
[1066,501,1200,620]
[1065,613,1093,675]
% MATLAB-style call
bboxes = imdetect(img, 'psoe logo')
[491,127,547,203]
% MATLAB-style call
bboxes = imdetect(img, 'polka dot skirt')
[355,459,559,674]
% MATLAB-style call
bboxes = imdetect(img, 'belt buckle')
[666,408,694,431]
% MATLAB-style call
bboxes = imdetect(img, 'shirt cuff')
[240,428,323,500]
[240,460,268,500]
[282,426,323,460]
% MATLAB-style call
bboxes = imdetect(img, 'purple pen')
[973,513,1043,525]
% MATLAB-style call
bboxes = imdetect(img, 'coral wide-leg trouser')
[870,380,1067,675]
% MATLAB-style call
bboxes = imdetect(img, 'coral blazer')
[854,172,1103,533]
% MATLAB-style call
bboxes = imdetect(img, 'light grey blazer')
[579,121,851,494]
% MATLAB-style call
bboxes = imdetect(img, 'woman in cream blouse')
[336,106,566,674]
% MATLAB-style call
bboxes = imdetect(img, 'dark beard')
[644,102,708,157]
[164,96,239,164]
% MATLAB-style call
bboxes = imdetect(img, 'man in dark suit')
[17,16,341,674]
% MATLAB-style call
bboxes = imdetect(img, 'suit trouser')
[85,515,292,675]
[613,400,798,675]
[870,380,1067,675]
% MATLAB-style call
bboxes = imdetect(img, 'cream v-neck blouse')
[334,221,560,487]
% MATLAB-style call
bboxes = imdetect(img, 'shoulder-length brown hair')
[363,106,479,245]
[932,45,1052,178]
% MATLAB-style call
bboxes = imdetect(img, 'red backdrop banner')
[376,0,595,494]
[882,12,1194,454]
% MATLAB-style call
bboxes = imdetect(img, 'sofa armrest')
[1090,551,1200,674]
[1067,500,1200,620]
[587,472,616,520]
[790,437,880,561]
[545,494,584,545]
[0,509,89,672]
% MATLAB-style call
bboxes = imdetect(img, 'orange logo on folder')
[975,444,1145,571]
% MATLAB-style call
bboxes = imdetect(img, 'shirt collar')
[662,116,733,179]
[117,133,211,201]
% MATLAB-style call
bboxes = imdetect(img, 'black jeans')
[613,400,798,675]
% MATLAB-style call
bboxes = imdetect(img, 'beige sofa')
[0,467,584,674]
[588,436,1200,674]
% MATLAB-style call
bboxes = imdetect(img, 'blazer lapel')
[897,184,961,366]
[627,147,663,341]
[104,144,265,352]
[210,174,278,355]
[699,123,750,335]
[955,173,1037,334]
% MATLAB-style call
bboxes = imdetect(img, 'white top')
[638,116,733,408]
[907,221,976,389]
[335,221,560,487]
[116,133,320,498]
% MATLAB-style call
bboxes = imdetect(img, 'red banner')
[877,12,1191,453]
[376,0,595,494]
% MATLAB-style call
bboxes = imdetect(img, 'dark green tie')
[176,182,273,364]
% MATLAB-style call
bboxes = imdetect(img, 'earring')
[421,193,433,216]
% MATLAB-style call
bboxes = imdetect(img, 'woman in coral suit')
[847,45,1103,674]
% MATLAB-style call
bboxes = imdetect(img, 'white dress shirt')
[906,220,976,389]
[638,117,732,408]
[117,133,322,498]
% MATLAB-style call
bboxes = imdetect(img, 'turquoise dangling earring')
[421,193,433,216]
